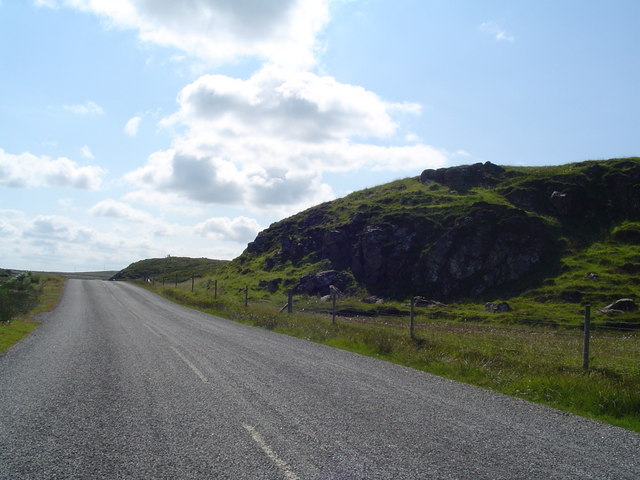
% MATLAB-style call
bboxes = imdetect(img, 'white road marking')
[242,424,300,480]
[169,346,208,383]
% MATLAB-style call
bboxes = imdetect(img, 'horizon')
[1,1,638,272]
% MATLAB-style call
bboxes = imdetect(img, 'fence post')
[175,274,178,288]
[410,296,415,339]
[191,274,195,292]
[288,290,293,314]
[214,279,218,300]
[330,286,337,325]
[244,286,249,307]
[583,305,591,370]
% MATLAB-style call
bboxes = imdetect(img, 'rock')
[420,162,505,191]
[294,270,351,296]
[321,229,351,269]
[258,278,281,293]
[414,204,555,299]
[484,302,512,313]
[413,296,445,307]
[363,296,385,304]
[600,298,637,313]
[586,272,599,281]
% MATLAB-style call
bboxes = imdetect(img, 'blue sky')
[1,0,638,271]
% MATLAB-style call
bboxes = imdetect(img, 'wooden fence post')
[583,304,591,370]
[175,274,178,288]
[410,296,415,339]
[191,274,194,292]
[330,285,337,325]
[288,290,293,314]
[214,279,218,300]
[244,286,249,307]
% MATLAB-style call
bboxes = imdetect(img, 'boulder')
[484,302,512,313]
[413,297,445,307]
[600,298,637,313]
[363,296,385,304]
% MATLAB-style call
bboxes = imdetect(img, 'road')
[0,280,638,479]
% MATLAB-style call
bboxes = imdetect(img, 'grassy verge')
[141,282,639,432]
[0,275,65,353]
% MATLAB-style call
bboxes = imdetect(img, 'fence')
[145,277,639,375]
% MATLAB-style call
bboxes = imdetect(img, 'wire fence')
[148,277,639,376]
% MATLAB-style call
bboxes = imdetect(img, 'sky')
[1,0,638,272]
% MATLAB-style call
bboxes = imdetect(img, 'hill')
[110,257,228,282]
[230,158,640,304]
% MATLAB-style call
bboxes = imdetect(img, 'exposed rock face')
[412,204,553,298]
[294,270,352,296]
[237,158,640,301]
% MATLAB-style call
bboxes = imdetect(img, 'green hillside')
[111,256,228,283]
[218,158,639,311]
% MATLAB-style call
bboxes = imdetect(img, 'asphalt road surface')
[1,280,638,479]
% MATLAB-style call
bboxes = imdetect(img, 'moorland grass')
[0,275,65,353]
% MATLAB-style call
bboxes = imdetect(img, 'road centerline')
[169,345,208,383]
[242,424,301,480]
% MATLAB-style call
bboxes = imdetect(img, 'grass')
[139,280,640,432]
[0,275,65,353]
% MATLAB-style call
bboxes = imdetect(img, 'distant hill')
[110,257,228,282]
[232,158,640,302]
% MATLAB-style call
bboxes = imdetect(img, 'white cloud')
[88,199,155,224]
[124,115,142,136]
[195,216,262,243]
[163,66,404,142]
[23,215,96,244]
[479,22,515,42]
[0,148,105,189]
[63,100,104,115]
[63,0,330,69]
[80,145,95,159]
[125,65,446,213]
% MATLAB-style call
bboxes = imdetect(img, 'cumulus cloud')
[23,215,96,244]
[124,66,445,211]
[479,21,515,42]
[124,115,142,136]
[64,100,104,115]
[63,0,330,68]
[88,199,155,223]
[0,148,105,189]
[163,66,410,143]
[195,216,262,243]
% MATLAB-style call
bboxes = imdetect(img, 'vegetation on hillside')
[110,256,228,283]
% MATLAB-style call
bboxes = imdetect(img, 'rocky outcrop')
[236,158,640,301]
[412,204,555,298]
